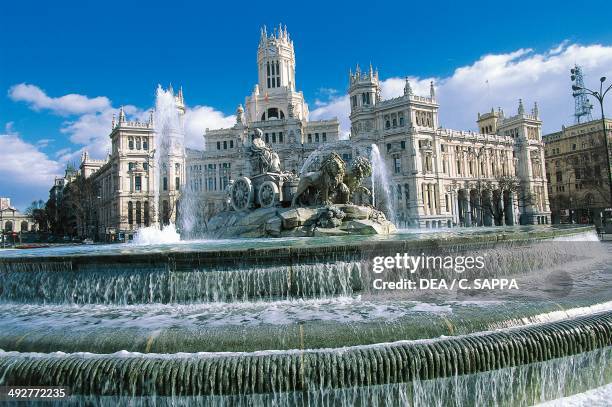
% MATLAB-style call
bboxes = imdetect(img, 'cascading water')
[0,226,610,404]
[370,143,397,224]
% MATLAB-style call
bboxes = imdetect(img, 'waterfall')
[370,144,397,224]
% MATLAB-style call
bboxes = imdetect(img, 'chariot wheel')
[258,180,280,208]
[230,176,253,211]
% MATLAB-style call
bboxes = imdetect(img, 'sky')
[2,0,612,210]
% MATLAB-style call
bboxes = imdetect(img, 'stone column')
[453,192,460,225]
[476,192,482,226]
[498,190,505,226]
[465,192,472,227]
[422,184,428,215]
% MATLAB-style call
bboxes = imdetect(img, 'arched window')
[136,201,142,225]
[144,201,150,226]
[261,112,266,121]
[4,221,12,232]
[267,108,279,120]
[127,201,133,225]
[21,221,28,232]
[162,200,170,225]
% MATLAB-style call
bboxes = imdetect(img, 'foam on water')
[132,223,180,245]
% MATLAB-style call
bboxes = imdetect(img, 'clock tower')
[245,25,309,123]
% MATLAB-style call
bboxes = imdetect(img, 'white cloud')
[8,83,111,116]
[0,133,63,209]
[184,105,235,149]
[310,42,612,135]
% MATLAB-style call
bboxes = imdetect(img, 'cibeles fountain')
[0,89,610,405]
[206,128,396,238]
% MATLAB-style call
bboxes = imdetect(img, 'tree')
[25,200,49,232]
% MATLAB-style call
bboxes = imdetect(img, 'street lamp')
[571,75,612,208]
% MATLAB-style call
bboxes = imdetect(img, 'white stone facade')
[348,69,550,227]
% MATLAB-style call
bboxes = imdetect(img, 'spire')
[518,98,525,115]
[236,104,244,124]
[533,101,539,118]
[369,63,373,78]
[81,150,88,163]
[178,86,184,104]
[168,83,174,94]
[404,77,413,96]
[118,106,126,123]
[111,113,116,129]
[148,109,154,125]
[430,81,436,98]
[355,64,361,75]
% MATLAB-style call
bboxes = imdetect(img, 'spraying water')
[134,86,187,242]
[370,144,397,224]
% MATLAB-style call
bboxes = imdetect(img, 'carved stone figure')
[337,156,373,204]
[291,152,346,206]
[249,128,281,175]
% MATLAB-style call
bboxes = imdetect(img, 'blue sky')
[2,0,612,209]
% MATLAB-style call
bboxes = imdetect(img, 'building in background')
[348,69,550,227]
[0,198,36,245]
[543,118,612,224]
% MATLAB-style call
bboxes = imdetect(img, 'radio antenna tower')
[570,65,593,123]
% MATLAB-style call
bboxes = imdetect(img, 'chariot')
[228,172,298,211]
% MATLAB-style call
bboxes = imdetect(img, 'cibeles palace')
[78,25,549,239]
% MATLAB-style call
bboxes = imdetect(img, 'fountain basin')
[0,225,610,404]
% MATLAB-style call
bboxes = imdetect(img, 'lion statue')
[291,152,346,207]
[336,156,373,204]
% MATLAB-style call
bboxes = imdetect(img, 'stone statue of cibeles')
[249,128,281,175]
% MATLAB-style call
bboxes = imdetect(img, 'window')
[136,201,141,225]
[230,140,234,148]
[362,92,371,105]
[267,108,279,119]
[136,138,141,149]
[397,184,402,201]
[163,177,168,191]
[572,144,577,150]
[265,133,269,143]
[556,171,563,182]
[272,133,276,143]
[143,139,148,150]
[128,162,135,171]
[322,133,327,142]
[217,141,221,150]
[315,133,319,143]
[143,163,148,171]
[135,176,142,191]
[223,141,227,149]
[400,141,406,149]
[175,177,180,190]
[308,134,312,143]
[128,138,134,150]
[279,132,283,143]
[386,120,390,129]
[144,202,149,226]
[394,157,401,174]
[392,118,397,127]
[399,116,405,126]
[127,202,133,225]
[351,95,358,108]
[387,143,392,152]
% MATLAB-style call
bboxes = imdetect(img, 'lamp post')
[571,76,612,208]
